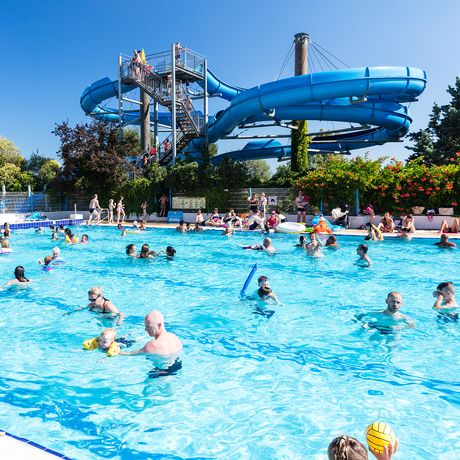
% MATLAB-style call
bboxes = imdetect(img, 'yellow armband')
[106,342,121,357]
[82,337,99,350]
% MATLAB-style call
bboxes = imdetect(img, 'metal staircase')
[120,51,205,165]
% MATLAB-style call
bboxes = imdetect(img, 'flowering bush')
[293,155,460,213]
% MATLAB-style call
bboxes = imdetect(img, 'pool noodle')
[240,263,258,298]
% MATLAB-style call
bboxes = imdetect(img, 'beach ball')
[366,422,396,454]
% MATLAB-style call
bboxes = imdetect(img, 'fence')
[0,192,88,213]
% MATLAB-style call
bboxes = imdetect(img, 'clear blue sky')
[1,0,459,168]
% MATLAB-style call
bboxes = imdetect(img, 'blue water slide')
[81,65,427,161]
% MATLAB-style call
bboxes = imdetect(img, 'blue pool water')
[0,226,459,459]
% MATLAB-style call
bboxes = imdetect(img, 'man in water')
[121,310,182,376]
[88,194,101,225]
[434,234,457,248]
[360,291,415,333]
[356,243,372,266]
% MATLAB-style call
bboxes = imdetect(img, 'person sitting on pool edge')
[358,291,415,332]
[439,217,459,234]
[356,244,372,266]
[433,282,457,319]
[87,286,125,325]
[434,234,457,248]
[120,310,183,377]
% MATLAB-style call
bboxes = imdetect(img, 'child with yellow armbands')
[83,328,121,357]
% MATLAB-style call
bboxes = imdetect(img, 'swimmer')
[164,246,176,258]
[222,226,233,236]
[42,255,53,268]
[434,234,456,248]
[51,232,59,240]
[65,233,79,244]
[6,266,31,286]
[87,286,125,325]
[35,226,43,234]
[57,225,65,233]
[139,221,147,231]
[243,237,276,253]
[176,221,187,232]
[325,235,339,248]
[328,434,397,460]
[360,291,415,332]
[396,227,413,240]
[52,247,62,261]
[433,282,458,319]
[295,235,307,248]
[117,223,124,231]
[120,311,183,376]
[356,244,372,266]
[306,232,322,257]
[0,239,12,253]
[257,285,279,303]
[125,243,138,257]
[80,234,89,244]
[364,223,384,241]
[133,220,140,230]
[82,328,121,357]
[139,243,156,258]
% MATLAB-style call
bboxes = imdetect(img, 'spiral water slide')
[81,66,427,162]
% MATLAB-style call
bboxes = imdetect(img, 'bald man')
[121,311,182,375]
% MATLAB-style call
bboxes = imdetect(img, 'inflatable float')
[276,222,307,234]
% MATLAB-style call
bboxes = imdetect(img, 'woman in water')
[6,266,31,287]
[87,286,125,325]
[139,243,155,258]
[125,244,138,257]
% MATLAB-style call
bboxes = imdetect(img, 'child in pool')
[83,328,120,356]
[433,282,457,319]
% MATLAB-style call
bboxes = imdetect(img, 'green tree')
[38,160,61,191]
[246,160,272,185]
[270,163,299,187]
[0,136,24,168]
[53,120,131,198]
[0,163,33,191]
[290,120,311,173]
[407,77,460,164]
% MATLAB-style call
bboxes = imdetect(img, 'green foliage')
[246,160,272,185]
[118,178,159,215]
[205,189,229,211]
[53,120,130,197]
[290,120,311,173]
[0,163,33,191]
[294,155,460,213]
[38,160,61,191]
[407,77,460,165]
[270,163,299,187]
[164,162,200,193]
[0,136,24,168]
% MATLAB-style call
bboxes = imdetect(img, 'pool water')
[0,226,459,459]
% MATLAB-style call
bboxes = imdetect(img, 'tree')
[407,77,460,164]
[26,152,52,175]
[246,160,272,185]
[38,160,61,191]
[0,136,24,168]
[270,163,299,187]
[0,163,33,191]
[290,120,311,173]
[53,120,131,197]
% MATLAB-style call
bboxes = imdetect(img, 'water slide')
[81,65,427,162]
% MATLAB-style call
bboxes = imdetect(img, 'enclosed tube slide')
[81,65,426,162]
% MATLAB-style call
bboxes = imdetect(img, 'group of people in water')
[2,192,458,458]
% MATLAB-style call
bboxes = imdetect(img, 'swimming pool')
[0,227,458,459]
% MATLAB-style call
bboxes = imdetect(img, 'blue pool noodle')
[240,263,258,298]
